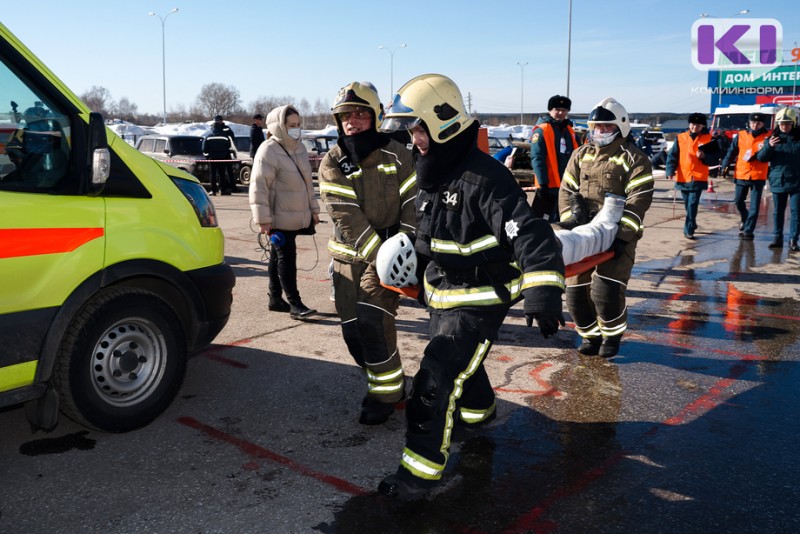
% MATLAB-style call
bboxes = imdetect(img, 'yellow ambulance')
[0,22,235,432]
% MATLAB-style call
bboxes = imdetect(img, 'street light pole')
[566,0,572,97]
[516,62,528,125]
[149,8,179,126]
[378,44,407,97]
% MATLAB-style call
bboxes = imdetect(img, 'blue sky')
[4,1,800,116]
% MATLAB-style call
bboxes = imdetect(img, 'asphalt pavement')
[1,172,798,533]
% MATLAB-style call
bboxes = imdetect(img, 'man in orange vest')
[665,113,719,239]
[530,95,579,221]
[721,112,771,239]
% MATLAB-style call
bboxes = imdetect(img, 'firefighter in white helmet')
[756,106,800,251]
[559,97,654,358]
[377,73,565,500]
[317,82,418,426]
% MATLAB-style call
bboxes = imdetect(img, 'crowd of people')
[663,108,800,249]
[239,74,798,501]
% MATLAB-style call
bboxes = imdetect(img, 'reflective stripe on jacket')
[559,136,654,244]
[319,139,417,263]
[415,148,564,312]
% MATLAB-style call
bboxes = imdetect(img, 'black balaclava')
[415,120,480,190]
[337,110,389,164]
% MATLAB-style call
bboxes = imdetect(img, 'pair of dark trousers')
[734,181,765,234]
[771,191,800,242]
[332,260,403,403]
[681,189,703,236]
[400,307,505,482]
[269,230,301,304]
[210,161,233,192]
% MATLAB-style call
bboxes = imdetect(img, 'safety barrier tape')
[162,159,243,163]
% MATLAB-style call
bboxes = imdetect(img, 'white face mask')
[593,129,619,147]
[287,128,302,140]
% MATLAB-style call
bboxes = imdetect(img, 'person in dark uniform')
[203,115,236,195]
[377,73,566,500]
[250,113,265,158]
[665,113,719,239]
[529,95,579,221]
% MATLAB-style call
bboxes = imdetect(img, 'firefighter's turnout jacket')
[320,140,417,263]
[558,135,654,341]
[318,139,417,403]
[401,147,565,483]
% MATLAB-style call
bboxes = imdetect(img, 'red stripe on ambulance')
[0,228,104,259]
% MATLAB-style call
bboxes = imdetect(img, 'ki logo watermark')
[691,18,783,71]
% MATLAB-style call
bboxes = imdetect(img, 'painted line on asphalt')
[176,416,369,496]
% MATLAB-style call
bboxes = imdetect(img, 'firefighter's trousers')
[566,239,636,341]
[400,306,506,482]
[332,259,404,403]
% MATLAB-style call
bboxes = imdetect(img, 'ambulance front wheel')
[55,287,187,432]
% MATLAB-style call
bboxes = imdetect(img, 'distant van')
[0,22,235,432]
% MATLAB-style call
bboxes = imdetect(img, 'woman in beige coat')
[249,105,320,319]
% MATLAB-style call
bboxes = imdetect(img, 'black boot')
[359,396,396,426]
[768,237,783,248]
[599,336,622,358]
[378,470,434,501]
[577,337,602,356]
[268,295,290,312]
[289,301,316,320]
[791,240,799,252]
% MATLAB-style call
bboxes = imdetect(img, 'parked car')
[301,134,337,177]
[233,136,253,186]
[135,134,240,187]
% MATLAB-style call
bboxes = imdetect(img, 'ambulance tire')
[54,287,187,432]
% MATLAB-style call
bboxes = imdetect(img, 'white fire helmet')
[588,97,631,137]
[376,233,418,287]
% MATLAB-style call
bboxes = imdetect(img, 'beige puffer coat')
[249,105,319,231]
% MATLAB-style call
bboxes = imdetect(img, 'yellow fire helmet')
[331,81,384,130]
[775,107,799,125]
[381,73,475,144]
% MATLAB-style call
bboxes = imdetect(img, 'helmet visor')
[380,116,421,133]
[588,106,617,123]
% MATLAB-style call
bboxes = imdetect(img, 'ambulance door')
[0,52,105,392]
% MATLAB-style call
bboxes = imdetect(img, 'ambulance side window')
[0,58,71,192]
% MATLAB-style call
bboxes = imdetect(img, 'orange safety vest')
[532,122,578,188]
[734,131,769,181]
[675,131,713,184]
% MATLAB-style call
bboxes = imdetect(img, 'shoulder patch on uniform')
[531,133,540,144]
[505,219,520,240]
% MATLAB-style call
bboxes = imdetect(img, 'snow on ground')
[106,119,340,145]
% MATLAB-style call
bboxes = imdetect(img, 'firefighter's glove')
[525,311,565,339]
[612,238,628,259]
[722,166,730,179]
[531,187,555,219]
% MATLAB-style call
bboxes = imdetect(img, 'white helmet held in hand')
[376,233,418,287]
[588,97,631,137]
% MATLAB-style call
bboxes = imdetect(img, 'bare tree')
[111,97,139,122]
[81,86,113,115]
[195,83,241,119]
